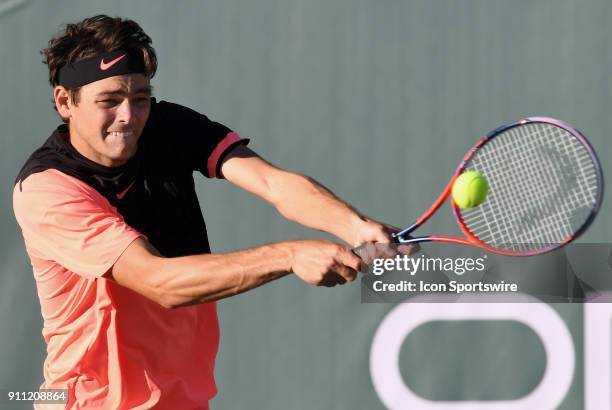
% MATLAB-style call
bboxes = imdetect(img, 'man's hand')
[351,216,420,252]
[286,240,362,287]
[349,216,399,247]
[350,216,420,265]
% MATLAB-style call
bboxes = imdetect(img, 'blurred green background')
[1,1,610,409]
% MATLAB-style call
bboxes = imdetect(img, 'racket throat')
[392,223,419,243]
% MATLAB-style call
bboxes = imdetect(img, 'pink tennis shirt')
[14,169,219,409]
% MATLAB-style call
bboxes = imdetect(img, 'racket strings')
[515,127,575,243]
[476,131,559,249]
[478,125,595,250]
[459,123,600,253]
[502,126,589,248]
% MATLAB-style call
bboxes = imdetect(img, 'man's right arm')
[108,237,361,309]
[13,170,361,310]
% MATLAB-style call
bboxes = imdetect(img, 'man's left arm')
[219,145,395,248]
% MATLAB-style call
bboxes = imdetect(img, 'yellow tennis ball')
[452,171,489,209]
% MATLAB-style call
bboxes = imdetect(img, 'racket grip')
[351,244,376,273]
[352,246,368,261]
[351,242,420,261]
[353,241,422,259]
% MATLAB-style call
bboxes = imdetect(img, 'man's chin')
[106,148,138,166]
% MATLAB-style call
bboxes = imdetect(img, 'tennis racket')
[357,117,604,258]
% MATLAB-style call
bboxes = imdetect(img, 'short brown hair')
[42,15,157,105]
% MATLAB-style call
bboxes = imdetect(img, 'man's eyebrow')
[96,85,153,96]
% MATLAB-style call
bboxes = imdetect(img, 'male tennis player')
[12,15,399,409]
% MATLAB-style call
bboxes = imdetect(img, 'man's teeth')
[110,132,133,137]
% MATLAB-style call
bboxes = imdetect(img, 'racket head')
[452,117,604,256]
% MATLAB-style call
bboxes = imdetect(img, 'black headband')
[58,49,146,88]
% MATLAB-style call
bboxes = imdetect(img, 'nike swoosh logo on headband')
[100,53,127,70]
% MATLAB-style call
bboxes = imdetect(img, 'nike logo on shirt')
[116,180,136,200]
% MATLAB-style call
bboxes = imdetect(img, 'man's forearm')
[271,172,363,244]
[155,243,292,308]
[112,236,361,309]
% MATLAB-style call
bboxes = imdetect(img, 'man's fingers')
[332,264,358,283]
[338,248,362,273]
[320,272,348,287]
[330,249,359,282]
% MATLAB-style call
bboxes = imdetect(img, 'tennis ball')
[452,171,489,209]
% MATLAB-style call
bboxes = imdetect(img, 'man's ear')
[53,86,72,121]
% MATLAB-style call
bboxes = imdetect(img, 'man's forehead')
[84,74,151,94]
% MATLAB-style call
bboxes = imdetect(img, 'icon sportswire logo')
[100,53,127,71]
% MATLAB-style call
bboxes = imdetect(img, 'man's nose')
[116,99,134,124]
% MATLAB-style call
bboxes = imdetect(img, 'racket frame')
[391,117,604,256]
